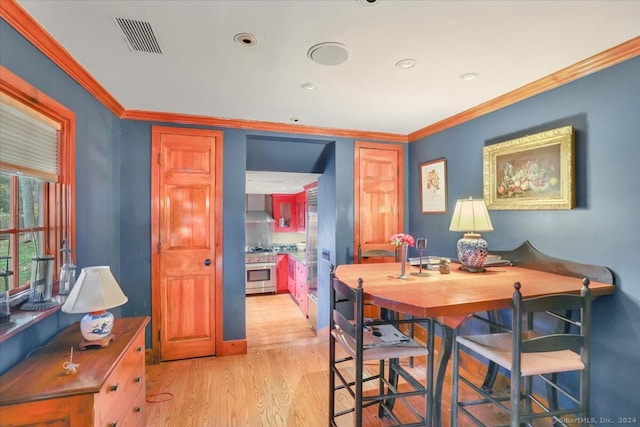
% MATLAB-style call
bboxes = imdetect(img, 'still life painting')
[483,126,575,210]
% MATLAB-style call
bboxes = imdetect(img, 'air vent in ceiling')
[114,17,162,54]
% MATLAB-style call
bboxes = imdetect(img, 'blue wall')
[408,57,640,419]
[0,19,123,373]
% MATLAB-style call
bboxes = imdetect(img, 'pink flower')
[390,233,415,247]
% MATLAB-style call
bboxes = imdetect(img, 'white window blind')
[0,93,60,182]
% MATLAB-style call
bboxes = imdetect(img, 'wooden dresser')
[0,316,149,427]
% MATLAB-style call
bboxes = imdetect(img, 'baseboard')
[220,338,248,356]
[317,324,330,337]
[145,349,154,365]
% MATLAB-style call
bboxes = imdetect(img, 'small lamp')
[61,266,128,349]
[449,197,494,273]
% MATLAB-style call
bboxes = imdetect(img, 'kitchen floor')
[245,293,318,349]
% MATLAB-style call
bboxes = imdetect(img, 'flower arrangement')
[390,233,415,247]
[390,233,414,279]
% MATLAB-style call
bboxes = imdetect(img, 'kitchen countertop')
[277,250,306,265]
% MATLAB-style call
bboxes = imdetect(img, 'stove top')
[245,247,276,263]
[246,247,274,253]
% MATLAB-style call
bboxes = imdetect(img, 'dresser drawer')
[96,329,145,425]
[100,362,145,427]
[122,385,146,427]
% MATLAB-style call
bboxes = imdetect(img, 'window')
[0,174,47,290]
[0,65,75,298]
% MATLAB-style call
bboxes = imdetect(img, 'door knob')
[204,259,212,266]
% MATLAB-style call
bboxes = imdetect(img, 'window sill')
[0,296,63,343]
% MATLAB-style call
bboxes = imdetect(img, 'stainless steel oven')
[245,248,277,295]
[245,262,276,294]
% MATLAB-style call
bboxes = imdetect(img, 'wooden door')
[151,126,223,362]
[354,142,404,262]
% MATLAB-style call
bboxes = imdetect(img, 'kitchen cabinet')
[286,256,308,317]
[272,194,297,232]
[295,259,308,317]
[287,258,296,297]
[295,191,306,231]
[277,254,289,294]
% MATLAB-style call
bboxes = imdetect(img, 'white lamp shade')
[449,197,494,233]
[61,266,128,314]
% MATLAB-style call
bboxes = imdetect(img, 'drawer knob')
[110,383,120,392]
[136,346,143,352]
[109,423,118,427]
[134,406,142,413]
[134,376,142,383]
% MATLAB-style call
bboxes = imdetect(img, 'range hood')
[246,210,274,249]
[245,210,275,223]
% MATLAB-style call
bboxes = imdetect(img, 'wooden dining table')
[334,259,616,426]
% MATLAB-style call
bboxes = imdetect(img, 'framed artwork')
[420,157,447,213]
[483,125,575,210]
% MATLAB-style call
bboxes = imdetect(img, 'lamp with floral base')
[448,197,494,273]
[61,266,128,349]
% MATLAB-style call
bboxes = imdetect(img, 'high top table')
[334,241,616,426]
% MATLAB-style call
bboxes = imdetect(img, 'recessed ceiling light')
[460,72,479,81]
[356,0,383,7]
[395,59,416,69]
[234,33,257,46]
[308,42,350,66]
[300,82,317,91]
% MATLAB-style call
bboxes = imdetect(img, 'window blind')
[0,94,60,182]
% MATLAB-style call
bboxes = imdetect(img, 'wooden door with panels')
[151,126,223,362]
[354,141,404,263]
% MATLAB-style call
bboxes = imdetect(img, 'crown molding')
[0,0,125,116]
[408,36,640,142]
[121,110,408,143]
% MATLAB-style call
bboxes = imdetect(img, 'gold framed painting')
[483,126,575,210]
[420,157,447,213]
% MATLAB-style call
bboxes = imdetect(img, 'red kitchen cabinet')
[277,254,288,294]
[272,194,297,232]
[287,256,297,299]
[295,259,308,317]
[295,191,306,232]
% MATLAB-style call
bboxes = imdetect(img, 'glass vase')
[398,244,408,279]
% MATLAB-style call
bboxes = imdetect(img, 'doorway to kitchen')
[245,135,332,350]
[244,175,319,350]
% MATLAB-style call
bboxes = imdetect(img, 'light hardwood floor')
[244,293,319,349]
[145,293,555,426]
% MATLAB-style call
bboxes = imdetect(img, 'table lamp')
[61,266,128,349]
[449,197,494,272]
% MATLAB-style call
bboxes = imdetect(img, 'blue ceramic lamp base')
[79,310,116,349]
[456,233,489,273]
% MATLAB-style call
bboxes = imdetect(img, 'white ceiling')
[15,0,640,137]
[13,1,640,193]
[246,171,321,195]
